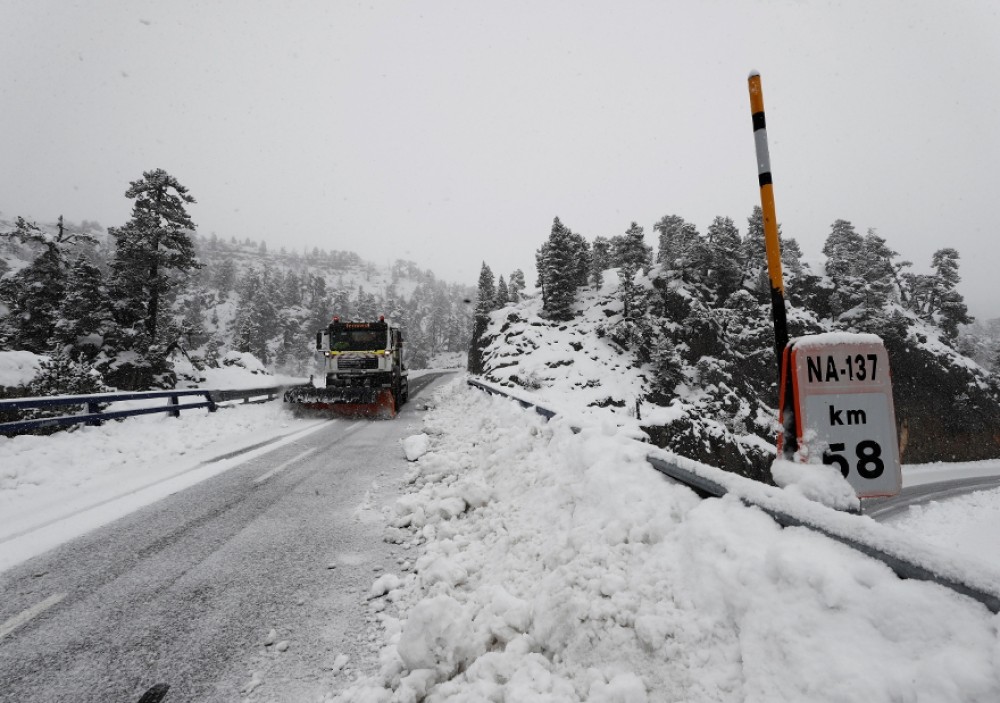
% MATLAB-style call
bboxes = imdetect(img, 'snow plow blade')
[283,386,397,419]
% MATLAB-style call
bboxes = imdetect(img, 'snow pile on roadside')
[330,379,1000,702]
[401,434,429,462]
[0,350,46,388]
[770,458,860,512]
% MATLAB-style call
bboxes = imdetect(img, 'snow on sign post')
[779,333,902,498]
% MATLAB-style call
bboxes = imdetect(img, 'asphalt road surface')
[0,371,454,703]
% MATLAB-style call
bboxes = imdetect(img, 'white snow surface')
[402,434,430,462]
[888,485,1000,568]
[331,379,1000,702]
[0,350,47,387]
[770,458,860,512]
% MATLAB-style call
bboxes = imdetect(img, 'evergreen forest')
[0,170,474,398]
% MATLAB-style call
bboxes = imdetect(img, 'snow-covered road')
[0,373,453,703]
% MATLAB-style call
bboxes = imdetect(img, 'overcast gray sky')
[3,1,999,317]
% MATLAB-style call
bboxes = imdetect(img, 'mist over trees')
[1,171,475,394]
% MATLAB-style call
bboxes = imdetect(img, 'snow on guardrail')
[0,385,283,435]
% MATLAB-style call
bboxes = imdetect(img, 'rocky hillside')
[475,215,1000,479]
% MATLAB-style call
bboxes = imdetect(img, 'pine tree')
[568,231,592,288]
[495,275,510,307]
[105,170,201,388]
[467,262,496,374]
[857,230,898,312]
[331,288,351,319]
[591,236,611,289]
[232,267,281,364]
[508,269,526,303]
[211,259,237,294]
[612,222,653,272]
[0,244,65,352]
[822,219,865,319]
[741,206,783,302]
[615,223,650,319]
[355,286,379,320]
[535,217,580,321]
[0,216,98,353]
[654,214,701,280]
[22,349,112,432]
[927,248,972,342]
[53,257,115,361]
[109,169,200,345]
[705,216,743,303]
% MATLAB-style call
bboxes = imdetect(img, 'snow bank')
[770,458,860,511]
[0,350,46,388]
[401,434,430,462]
[331,379,1000,702]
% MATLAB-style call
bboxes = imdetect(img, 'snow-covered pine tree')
[568,231,592,289]
[535,217,584,321]
[855,230,899,315]
[0,216,97,354]
[331,287,351,320]
[232,266,280,364]
[654,214,702,281]
[21,349,113,433]
[53,256,115,362]
[508,269,525,303]
[495,275,510,307]
[591,236,611,289]
[927,248,972,342]
[467,262,496,374]
[355,286,379,320]
[211,259,237,294]
[281,270,302,308]
[705,216,743,304]
[110,169,200,344]
[822,219,866,319]
[615,222,651,319]
[106,170,201,388]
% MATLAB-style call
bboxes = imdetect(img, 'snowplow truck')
[284,316,408,418]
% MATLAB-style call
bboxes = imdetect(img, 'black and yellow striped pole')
[748,71,789,376]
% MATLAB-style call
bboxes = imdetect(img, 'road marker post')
[747,71,789,376]
[779,334,902,499]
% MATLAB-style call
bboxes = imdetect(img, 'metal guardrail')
[0,386,282,435]
[466,378,557,420]
[467,376,1000,614]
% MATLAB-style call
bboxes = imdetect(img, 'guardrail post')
[86,401,103,427]
[169,395,180,418]
[206,392,218,412]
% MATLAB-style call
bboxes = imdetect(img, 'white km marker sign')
[781,333,902,499]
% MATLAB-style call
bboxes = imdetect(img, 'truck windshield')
[330,329,386,352]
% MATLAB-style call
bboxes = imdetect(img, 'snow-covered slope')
[479,273,646,426]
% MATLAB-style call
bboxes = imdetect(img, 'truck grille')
[337,357,379,370]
